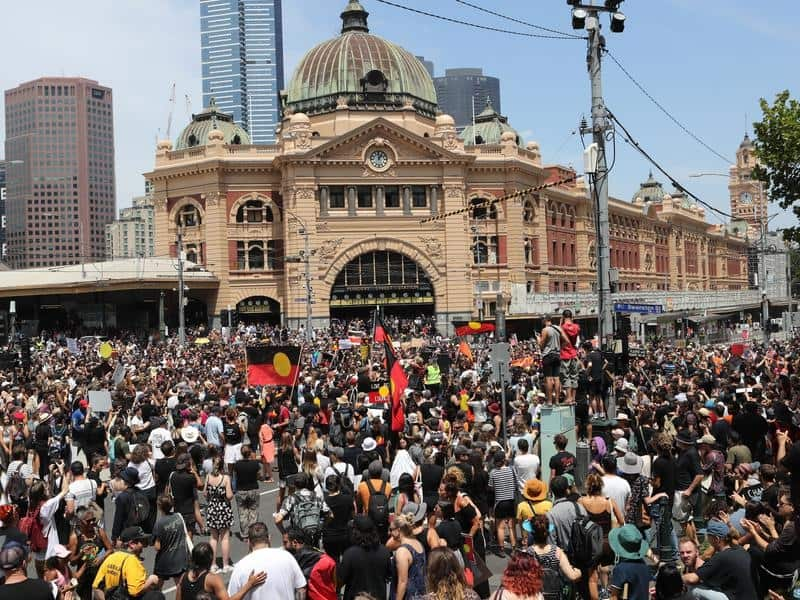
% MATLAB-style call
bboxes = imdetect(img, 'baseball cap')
[79,399,89,409]
[120,526,151,544]
[706,519,728,538]
[0,542,27,570]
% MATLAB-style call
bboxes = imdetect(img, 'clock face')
[740,191,753,204]
[369,150,389,170]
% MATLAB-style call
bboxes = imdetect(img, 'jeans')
[691,587,728,600]
[648,497,677,563]
[235,489,260,537]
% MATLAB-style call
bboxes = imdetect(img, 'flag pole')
[288,344,304,406]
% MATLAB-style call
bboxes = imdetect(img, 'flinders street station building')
[138,0,762,337]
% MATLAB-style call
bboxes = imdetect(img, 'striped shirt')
[488,466,517,505]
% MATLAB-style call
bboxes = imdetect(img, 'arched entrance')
[329,250,435,320]
[236,296,281,325]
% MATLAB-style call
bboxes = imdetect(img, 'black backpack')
[126,488,150,527]
[532,551,574,600]
[6,463,28,504]
[365,478,390,529]
[292,493,322,542]
[334,463,355,497]
[567,501,604,568]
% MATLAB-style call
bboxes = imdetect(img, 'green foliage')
[753,90,800,243]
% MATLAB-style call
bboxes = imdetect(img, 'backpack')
[20,505,48,552]
[539,561,574,600]
[365,478,390,529]
[334,463,355,497]
[292,492,322,541]
[126,488,150,527]
[6,462,29,504]
[567,501,604,568]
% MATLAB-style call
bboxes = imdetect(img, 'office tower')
[416,56,435,78]
[105,196,155,259]
[4,77,116,269]
[201,0,284,144]
[0,161,6,262]
[434,67,501,130]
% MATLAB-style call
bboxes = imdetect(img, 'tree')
[753,90,800,243]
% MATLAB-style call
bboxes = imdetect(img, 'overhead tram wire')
[372,0,584,40]
[608,109,734,220]
[452,0,584,39]
[604,50,733,165]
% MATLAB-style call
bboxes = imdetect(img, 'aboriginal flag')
[453,320,496,337]
[383,340,407,432]
[373,310,389,344]
[246,345,301,386]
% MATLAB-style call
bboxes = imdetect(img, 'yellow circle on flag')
[273,352,292,377]
[99,342,113,359]
[468,321,481,330]
[379,385,390,398]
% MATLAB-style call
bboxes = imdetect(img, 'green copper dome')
[284,1,438,118]
[174,99,250,150]
[632,171,667,203]
[461,97,522,146]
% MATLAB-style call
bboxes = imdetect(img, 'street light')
[280,208,313,340]
[688,172,729,178]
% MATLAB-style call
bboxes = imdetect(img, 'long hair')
[425,547,468,600]
[397,473,415,499]
[280,431,293,451]
[130,443,150,465]
[585,473,604,496]
[502,552,544,598]
[301,449,318,478]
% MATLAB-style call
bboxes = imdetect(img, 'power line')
[452,0,584,39]
[608,110,734,220]
[604,50,734,165]
[372,0,583,40]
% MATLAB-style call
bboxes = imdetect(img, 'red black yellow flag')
[373,310,389,344]
[383,340,407,432]
[246,345,301,386]
[453,320,496,337]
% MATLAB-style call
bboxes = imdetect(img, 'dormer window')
[361,70,388,95]
[232,134,242,145]
[187,134,198,147]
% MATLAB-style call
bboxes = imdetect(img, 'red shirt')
[307,553,337,600]
[560,322,580,360]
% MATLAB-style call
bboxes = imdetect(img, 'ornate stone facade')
[145,1,749,331]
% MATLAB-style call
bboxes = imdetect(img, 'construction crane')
[165,82,176,139]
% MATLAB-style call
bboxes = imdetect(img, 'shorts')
[541,354,561,378]
[494,499,516,520]
[224,443,242,464]
[575,402,589,424]
[560,358,580,389]
[588,380,604,397]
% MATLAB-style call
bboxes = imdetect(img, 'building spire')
[341,0,369,34]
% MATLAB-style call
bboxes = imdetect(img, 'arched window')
[523,200,535,224]
[187,134,198,147]
[232,134,242,145]
[177,205,201,227]
[524,239,532,264]
[470,197,496,220]
[236,199,274,224]
[248,243,264,270]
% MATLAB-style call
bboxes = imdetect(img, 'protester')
[175,542,266,600]
[204,456,234,572]
[421,547,480,600]
[151,494,190,586]
[91,526,165,600]
[338,515,392,600]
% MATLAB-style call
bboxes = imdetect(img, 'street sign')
[613,303,663,314]
[490,342,512,384]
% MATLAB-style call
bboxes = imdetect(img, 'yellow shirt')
[516,499,553,521]
[92,551,147,597]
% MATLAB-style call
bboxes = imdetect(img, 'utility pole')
[569,1,626,349]
[761,220,769,343]
[177,227,186,345]
[303,227,313,340]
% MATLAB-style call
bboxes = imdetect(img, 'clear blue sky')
[1,0,796,229]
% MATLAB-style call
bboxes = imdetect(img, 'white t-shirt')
[513,453,541,491]
[324,462,355,486]
[67,478,97,508]
[228,547,305,600]
[602,475,631,516]
[148,428,172,459]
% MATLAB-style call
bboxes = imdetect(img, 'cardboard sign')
[88,390,112,413]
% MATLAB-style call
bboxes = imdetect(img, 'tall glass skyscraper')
[200,0,284,145]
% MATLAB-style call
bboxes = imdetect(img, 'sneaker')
[211,565,220,574]
[223,565,234,574]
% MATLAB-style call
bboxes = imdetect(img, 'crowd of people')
[0,308,797,600]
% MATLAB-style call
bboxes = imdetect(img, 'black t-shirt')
[781,443,800,508]
[549,451,576,476]
[710,419,730,449]
[88,470,108,503]
[588,350,604,382]
[240,405,261,438]
[154,457,177,496]
[323,492,354,540]
[34,422,50,452]
[696,546,757,600]
[152,512,190,577]
[233,459,260,491]
[436,519,463,551]
[0,578,54,600]
[222,421,243,445]
[676,447,701,491]
[170,471,198,516]
[652,455,677,498]
[337,544,392,600]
